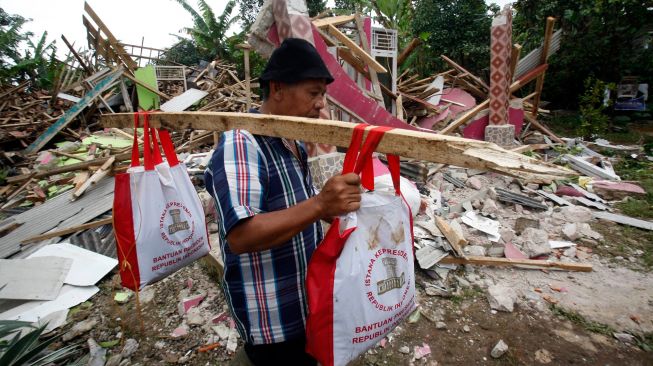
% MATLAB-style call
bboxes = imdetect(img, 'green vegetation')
[550,305,614,336]
[577,77,615,138]
[614,159,653,220]
[450,286,483,306]
[0,8,59,89]
[0,320,81,365]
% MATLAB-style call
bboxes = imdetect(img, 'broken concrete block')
[560,205,593,223]
[465,245,487,257]
[514,217,539,235]
[212,323,231,340]
[520,228,551,258]
[487,244,505,258]
[466,176,483,190]
[171,323,189,338]
[562,223,581,241]
[226,328,239,353]
[487,285,517,312]
[579,223,602,240]
[186,307,205,326]
[399,346,410,354]
[121,338,139,358]
[563,246,577,258]
[436,321,447,330]
[63,318,97,341]
[491,339,509,358]
[613,332,636,344]
[481,198,499,215]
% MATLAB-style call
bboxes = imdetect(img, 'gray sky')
[0,0,513,59]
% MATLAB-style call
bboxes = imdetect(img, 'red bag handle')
[342,125,401,195]
[131,112,179,169]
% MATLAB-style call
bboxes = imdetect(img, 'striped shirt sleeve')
[210,130,268,235]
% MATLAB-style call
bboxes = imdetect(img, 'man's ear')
[269,81,284,101]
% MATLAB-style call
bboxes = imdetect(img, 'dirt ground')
[54,218,653,366]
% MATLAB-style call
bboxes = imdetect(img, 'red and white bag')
[113,113,210,290]
[306,125,417,366]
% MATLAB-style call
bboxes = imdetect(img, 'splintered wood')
[101,112,575,183]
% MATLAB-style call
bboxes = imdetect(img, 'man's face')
[273,79,327,118]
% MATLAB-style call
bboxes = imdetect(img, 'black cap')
[260,38,334,85]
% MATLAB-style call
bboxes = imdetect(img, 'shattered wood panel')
[100,112,576,183]
[312,26,418,131]
[23,67,124,154]
[0,177,114,259]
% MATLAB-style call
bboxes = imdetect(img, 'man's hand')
[315,173,362,219]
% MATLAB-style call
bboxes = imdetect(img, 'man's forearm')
[226,197,325,254]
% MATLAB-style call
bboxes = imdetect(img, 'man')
[205,38,362,365]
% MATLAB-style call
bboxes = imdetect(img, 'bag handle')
[130,112,179,169]
[342,125,401,195]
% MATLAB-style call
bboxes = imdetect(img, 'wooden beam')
[397,38,422,66]
[440,64,550,135]
[72,156,115,199]
[84,1,137,71]
[354,14,384,104]
[531,17,556,118]
[327,24,387,73]
[523,113,564,144]
[435,216,467,256]
[509,43,522,84]
[122,72,171,100]
[441,55,489,91]
[312,14,356,28]
[100,112,575,182]
[7,151,133,184]
[24,67,124,154]
[439,255,593,272]
[61,35,93,75]
[21,217,113,244]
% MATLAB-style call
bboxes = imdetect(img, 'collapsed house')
[0,0,651,363]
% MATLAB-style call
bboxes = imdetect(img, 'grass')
[613,159,653,220]
[450,286,483,306]
[592,224,653,270]
[550,305,614,336]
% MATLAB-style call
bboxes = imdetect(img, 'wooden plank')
[72,156,115,199]
[530,17,556,118]
[61,35,93,75]
[510,143,554,153]
[439,255,593,272]
[435,216,467,257]
[23,67,124,154]
[397,38,422,66]
[441,55,489,91]
[312,14,356,28]
[440,64,550,135]
[354,14,384,104]
[7,151,133,184]
[122,71,171,100]
[84,2,137,71]
[327,24,387,73]
[523,113,564,144]
[100,112,575,182]
[20,217,113,244]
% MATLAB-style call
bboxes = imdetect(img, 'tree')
[173,0,240,60]
[512,0,653,108]
[0,8,58,88]
[236,0,327,30]
[412,0,493,77]
[161,37,207,65]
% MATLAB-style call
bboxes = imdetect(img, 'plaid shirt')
[205,127,323,345]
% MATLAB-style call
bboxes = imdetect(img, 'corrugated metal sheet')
[68,225,117,259]
[0,178,114,259]
[514,29,563,80]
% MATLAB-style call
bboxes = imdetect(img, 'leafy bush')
[576,77,615,138]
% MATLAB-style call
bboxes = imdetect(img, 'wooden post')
[354,14,384,105]
[237,43,252,110]
[531,17,556,118]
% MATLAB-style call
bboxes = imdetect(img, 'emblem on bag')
[168,209,190,234]
[377,257,405,295]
